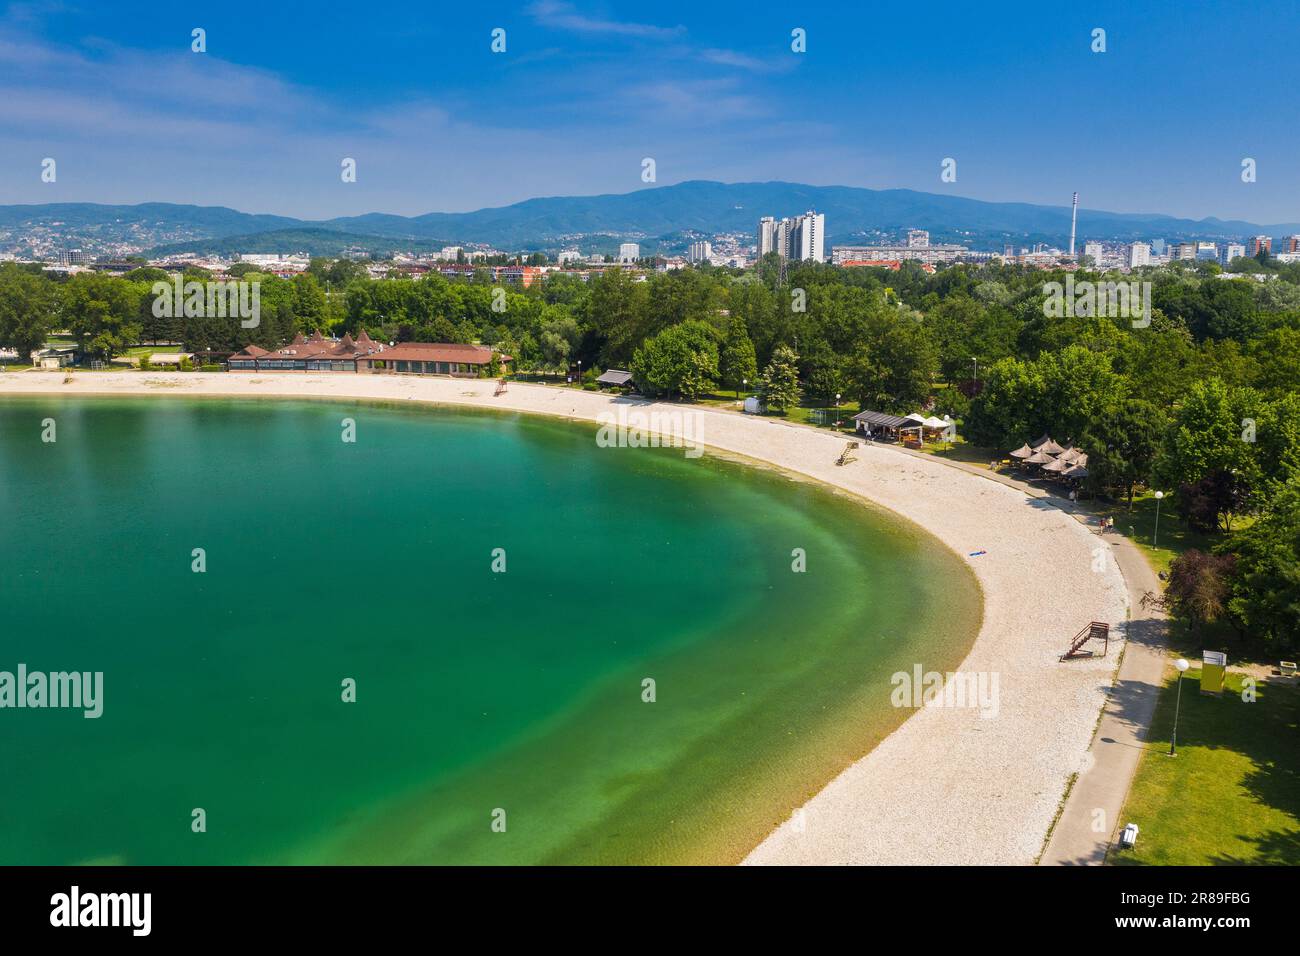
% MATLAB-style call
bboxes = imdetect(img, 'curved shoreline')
[1,371,1130,864]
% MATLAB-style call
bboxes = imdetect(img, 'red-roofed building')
[359,342,510,377]
[838,259,936,273]
[227,329,510,376]
[227,328,384,371]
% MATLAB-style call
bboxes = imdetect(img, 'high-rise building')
[788,211,825,263]
[1195,242,1218,261]
[687,241,713,263]
[1285,235,1300,253]
[1250,235,1272,256]
[618,243,640,263]
[1128,242,1151,268]
[1221,243,1246,265]
[1151,238,1166,255]
[906,229,930,248]
[1082,241,1105,265]
[756,211,825,263]
[1172,242,1197,260]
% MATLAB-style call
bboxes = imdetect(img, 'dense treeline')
[1,252,1297,646]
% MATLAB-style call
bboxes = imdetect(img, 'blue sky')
[0,1,1295,222]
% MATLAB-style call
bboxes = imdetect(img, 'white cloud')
[526,1,685,39]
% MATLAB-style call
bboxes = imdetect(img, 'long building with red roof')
[227,330,509,377]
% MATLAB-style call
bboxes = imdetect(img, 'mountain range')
[3,181,1297,259]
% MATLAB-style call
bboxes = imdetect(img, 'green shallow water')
[0,396,980,864]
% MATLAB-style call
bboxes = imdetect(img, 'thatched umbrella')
[1064,464,1089,479]
[1031,433,1053,449]
[1009,443,1034,459]
[1042,457,1069,473]
[1026,450,1057,465]
[1073,452,1088,467]
[1037,438,1066,455]
[1058,447,1081,463]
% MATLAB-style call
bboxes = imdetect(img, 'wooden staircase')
[1061,621,1110,660]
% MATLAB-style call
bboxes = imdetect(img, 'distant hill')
[0,201,301,235]
[147,228,451,259]
[3,182,1298,257]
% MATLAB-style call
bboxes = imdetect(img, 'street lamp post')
[1169,658,1190,756]
[1153,490,1165,547]
[970,356,979,393]
[834,392,841,429]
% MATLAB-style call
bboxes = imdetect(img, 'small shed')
[31,346,80,369]
[595,368,634,388]
[852,409,913,439]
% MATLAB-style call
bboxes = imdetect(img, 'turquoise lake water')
[0,397,980,864]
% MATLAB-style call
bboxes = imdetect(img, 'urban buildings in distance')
[758,211,825,263]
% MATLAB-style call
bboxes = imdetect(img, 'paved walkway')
[1038,528,1168,864]
[883,446,1170,866]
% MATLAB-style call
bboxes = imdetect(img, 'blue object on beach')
[969,550,987,556]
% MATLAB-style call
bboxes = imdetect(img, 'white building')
[906,229,930,248]
[757,217,777,257]
[618,243,640,263]
[1128,242,1151,268]
[1082,241,1105,265]
[756,211,825,263]
[237,253,309,270]
[687,240,713,263]
[789,211,825,263]
[557,249,582,265]
[834,242,971,265]
[1221,243,1246,265]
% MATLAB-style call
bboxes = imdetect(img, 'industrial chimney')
[1069,192,1079,258]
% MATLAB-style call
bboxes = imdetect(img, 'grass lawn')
[1110,666,1300,866]
[780,401,855,430]
[917,437,999,469]
[1096,490,1217,575]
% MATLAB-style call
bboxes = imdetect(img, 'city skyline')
[2,2,1299,221]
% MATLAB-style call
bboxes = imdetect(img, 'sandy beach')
[1,370,1130,864]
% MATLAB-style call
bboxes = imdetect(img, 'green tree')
[62,272,143,360]
[0,263,59,358]
[1157,377,1263,530]
[719,314,757,393]
[629,321,719,399]
[844,312,938,414]
[1220,481,1300,648]
[758,344,801,412]
[1084,399,1167,507]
